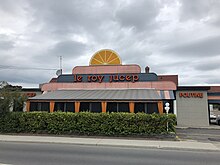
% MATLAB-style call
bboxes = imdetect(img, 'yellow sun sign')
[89,49,122,65]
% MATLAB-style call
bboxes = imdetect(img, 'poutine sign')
[179,92,203,98]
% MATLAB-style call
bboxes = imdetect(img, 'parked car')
[216,115,220,125]
[210,112,220,125]
[210,112,217,120]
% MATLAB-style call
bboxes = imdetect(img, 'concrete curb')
[176,126,220,130]
[0,134,220,152]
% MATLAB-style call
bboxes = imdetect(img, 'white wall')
[176,91,209,127]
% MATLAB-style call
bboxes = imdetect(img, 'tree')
[0,83,27,114]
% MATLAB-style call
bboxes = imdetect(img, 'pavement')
[0,133,220,152]
[176,124,220,130]
[1,125,220,152]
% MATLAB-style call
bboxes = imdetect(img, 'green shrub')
[0,112,176,136]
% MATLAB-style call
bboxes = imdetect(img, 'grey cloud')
[0,69,54,85]
[49,40,86,58]
[1,0,220,87]
[211,17,220,27]
[194,60,220,71]
[30,40,86,69]
[0,40,14,50]
[178,69,220,85]
[0,0,25,14]
[115,0,160,30]
[179,0,211,21]
[151,60,190,74]
[30,53,61,70]
[193,74,220,85]
[24,0,126,47]
[164,35,220,57]
[179,0,220,26]
[28,0,117,36]
[121,49,152,68]
[205,77,220,84]
[0,35,15,50]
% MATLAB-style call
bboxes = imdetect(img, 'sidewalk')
[176,125,220,129]
[0,134,220,151]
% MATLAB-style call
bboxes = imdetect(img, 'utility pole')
[56,56,63,76]
[59,56,62,74]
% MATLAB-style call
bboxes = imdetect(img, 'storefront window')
[118,103,129,112]
[30,102,49,112]
[80,102,90,112]
[66,102,75,112]
[30,102,38,111]
[90,102,101,113]
[147,103,158,114]
[107,102,117,112]
[134,103,145,113]
[54,102,65,112]
[41,102,49,112]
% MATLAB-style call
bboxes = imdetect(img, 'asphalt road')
[0,141,220,165]
[176,128,220,142]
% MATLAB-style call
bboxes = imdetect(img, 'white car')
[210,112,216,120]
[210,112,220,125]
[216,115,220,125]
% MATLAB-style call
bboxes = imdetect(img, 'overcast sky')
[0,0,220,87]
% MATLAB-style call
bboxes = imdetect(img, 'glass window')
[54,102,65,112]
[147,103,159,114]
[91,102,102,113]
[80,102,90,112]
[66,102,75,112]
[134,103,145,113]
[41,102,49,112]
[107,102,117,113]
[30,102,38,112]
[118,102,129,112]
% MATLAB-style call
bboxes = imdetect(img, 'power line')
[0,65,58,71]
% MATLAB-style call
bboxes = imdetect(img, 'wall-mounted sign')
[73,74,139,83]
[179,92,203,98]
[24,93,36,97]
[57,73,158,83]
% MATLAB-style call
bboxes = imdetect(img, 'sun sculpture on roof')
[89,49,122,65]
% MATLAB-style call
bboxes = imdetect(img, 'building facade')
[27,49,220,127]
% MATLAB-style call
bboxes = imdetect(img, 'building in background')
[20,88,42,112]
[26,49,220,127]
[0,81,42,112]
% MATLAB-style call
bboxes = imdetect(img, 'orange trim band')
[158,101,163,115]
[50,101,55,113]
[26,101,30,112]
[101,102,107,113]
[129,102,134,113]
[75,102,80,113]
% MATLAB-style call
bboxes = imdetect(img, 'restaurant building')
[27,49,220,127]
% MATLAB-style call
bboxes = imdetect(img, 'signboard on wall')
[24,93,36,97]
[179,92,203,98]
[57,73,158,83]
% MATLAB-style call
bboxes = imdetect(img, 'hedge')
[0,112,176,136]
